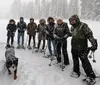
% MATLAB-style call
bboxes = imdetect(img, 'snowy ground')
[0,20,100,85]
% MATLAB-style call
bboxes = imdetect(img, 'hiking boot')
[35,49,39,53]
[45,55,52,58]
[27,46,32,49]
[5,44,11,49]
[11,45,14,48]
[40,49,44,53]
[21,45,25,49]
[70,72,80,78]
[83,77,96,85]
[17,44,20,49]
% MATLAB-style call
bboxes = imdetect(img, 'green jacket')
[71,22,94,50]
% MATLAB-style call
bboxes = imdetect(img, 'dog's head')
[6,56,18,72]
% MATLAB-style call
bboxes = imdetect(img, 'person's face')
[11,21,14,24]
[30,19,34,23]
[49,19,54,23]
[57,20,63,25]
[70,19,76,25]
[20,18,23,22]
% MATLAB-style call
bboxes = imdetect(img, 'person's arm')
[24,22,27,31]
[14,25,17,32]
[6,24,10,31]
[83,23,98,51]
[45,25,49,35]
[64,23,72,38]
[17,22,20,31]
[35,23,38,32]
[27,24,30,34]
[53,26,60,39]
[37,24,40,32]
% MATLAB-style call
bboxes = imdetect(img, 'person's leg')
[28,35,31,46]
[80,50,96,79]
[37,40,41,49]
[62,40,69,65]
[57,41,61,63]
[22,32,25,46]
[42,40,45,50]
[17,32,20,45]
[11,36,14,46]
[47,39,52,55]
[52,39,57,56]
[7,36,10,45]
[72,49,80,75]
[33,35,36,47]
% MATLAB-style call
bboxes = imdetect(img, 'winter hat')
[30,18,34,21]
[9,19,15,24]
[39,19,46,24]
[20,17,24,19]
[69,15,80,23]
[56,17,63,22]
[47,17,54,23]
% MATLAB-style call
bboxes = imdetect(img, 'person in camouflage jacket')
[69,15,98,82]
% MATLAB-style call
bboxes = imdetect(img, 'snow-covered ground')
[0,20,100,85]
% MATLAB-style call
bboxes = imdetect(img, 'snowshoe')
[21,45,25,49]
[60,64,65,71]
[35,49,39,53]
[40,49,44,53]
[17,45,20,49]
[11,45,14,48]
[44,55,51,58]
[70,72,80,78]
[5,44,11,49]
[27,46,32,50]
[49,56,57,66]
[83,77,96,85]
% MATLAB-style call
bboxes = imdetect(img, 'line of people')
[6,15,98,83]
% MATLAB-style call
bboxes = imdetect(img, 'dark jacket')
[17,22,26,33]
[71,22,97,50]
[54,22,70,39]
[27,22,37,36]
[46,23,55,40]
[69,15,97,51]
[7,24,16,37]
[37,24,47,40]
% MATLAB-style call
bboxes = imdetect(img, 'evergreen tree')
[68,0,79,18]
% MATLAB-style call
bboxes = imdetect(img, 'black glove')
[89,38,98,52]
[27,32,29,35]
[90,46,97,52]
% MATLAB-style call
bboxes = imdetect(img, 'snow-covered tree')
[68,0,79,18]
[11,0,22,18]
[81,0,94,20]
[92,0,100,20]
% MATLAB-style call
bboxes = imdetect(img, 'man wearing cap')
[69,15,97,84]
[17,17,26,49]
[27,18,37,49]
[54,18,71,66]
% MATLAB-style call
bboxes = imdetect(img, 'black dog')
[5,46,18,80]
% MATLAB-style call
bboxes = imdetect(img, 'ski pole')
[89,51,93,59]
[92,52,96,63]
